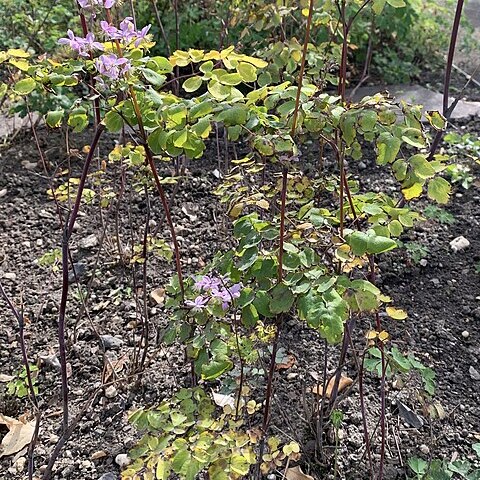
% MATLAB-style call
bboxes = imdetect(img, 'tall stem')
[428,0,465,160]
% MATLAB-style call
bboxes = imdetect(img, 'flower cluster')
[58,30,104,57]
[185,275,242,312]
[95,54,132,80]
[77,0,115,9]
[100,17,151,47]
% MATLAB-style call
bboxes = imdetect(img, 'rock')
[450,236,470,253]
[14,457,26,473]
[430,278,440,286]
[396,400,424,429]
[115,453,131,469]
[49,434,59,444]
[68,262,87,284]
[79,234,99,249]
[105,385,117,399]
[419,259,428,267]
[3,272,17,281]
[99,474,117,480]
[287,372,298,380]
[91,450,107,460]
[0,188,7,198]
[100,335,124,350]
[461,330,470,339]
[358,161,367,170]
[419,444,430,455]
[469,366,480,381]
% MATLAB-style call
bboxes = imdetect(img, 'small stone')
[91,450,107,460]
[99,474,117,480]
[419,259,428,267]
[36,238,43,247]
[79,234,99,249]
[450,236,470,253]
[100,335,124,350]
[431,278,440,286]
[469,366,480,381]
[49,434,59,444]
[267,474,276,480]
[115,453,131,469]
[286,372,298,380]
[0,188,7,198]
[419,444,430,455]
[461,330,470,339]
[14,457,26,473]
[105,385,117,399]
[3,272,16,281]
[358,161,367,170]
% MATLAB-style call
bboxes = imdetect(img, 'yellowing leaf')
[386,306,408,320]
[366,330,378,340]
[378,330,390,342]
[402,182,423,200]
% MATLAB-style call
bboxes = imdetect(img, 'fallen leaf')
[396,400,424,429]
[104,356,128,383]
[285,465,315,480]
[150,287,165,305]
[0,374,14,382]
[0,414,35,457]
[212,391,236,409]
[386,306,408,320]
[310,374,353,399]
[276,354,296,370]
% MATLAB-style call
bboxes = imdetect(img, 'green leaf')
[13,77,35,95]
[208,81,231,100]
[142,68,166,87]
[217,106,247,126]
[45,110,64,128]
[149,56,174,73]
[270,283,294,314]
[253,290,274,318]
[237,62,257,82]
[238,246,258,271]
[372,0,387,15]
[402,182,423,200]
[401,127,425,148]
[104,110,123,132]
[347,231,397,256]
[201,359,233,380]
[156,458,170,480]
[408,457,428,475]
[377,132,401,165]
[242,303,259,327]
[426,110,446,130]
[172,449,190,473]
[230,455,251,476]
[410,154,435,179]
[427,177,451,204]
[386,0,406,6]
[183,76,203,92]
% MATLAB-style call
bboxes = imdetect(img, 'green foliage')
[423,205,455,225]
[365,346,435,395]
[7,365,39,398]
[124,387,299,480]
[404,241,430,264]
[408,444,480,479]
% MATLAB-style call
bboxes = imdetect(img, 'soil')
[0,88,479,479]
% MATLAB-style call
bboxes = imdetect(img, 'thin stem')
[428,0,465,160]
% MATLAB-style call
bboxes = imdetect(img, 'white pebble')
[115,453,131,469]
[461,330,470,339]
[450,236,470,253]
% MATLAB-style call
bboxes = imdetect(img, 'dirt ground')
[0,77,479,479]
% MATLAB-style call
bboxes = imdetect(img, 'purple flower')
[95,54,131,80]
[100,21,120,39]
[81,32,104,56]
[118,17,137,43]
[134,24,151,47]
[58,30,85,55]
[77,0,115,8]
[194,275,221,291]
[211,283,242,310]
[185,296,208,311]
